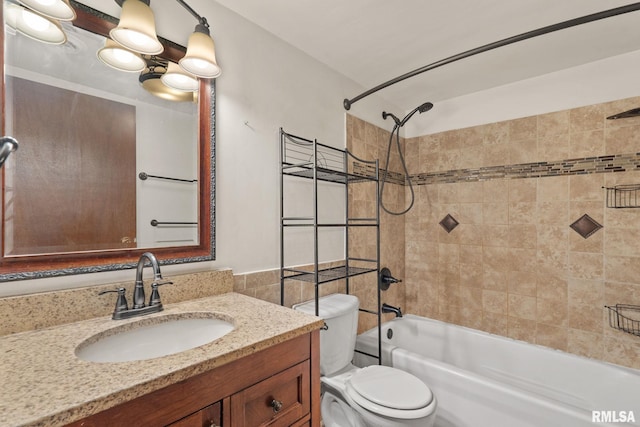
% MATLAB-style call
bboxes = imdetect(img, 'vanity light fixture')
[102,0,220,101]
[4,1,67,45]
[110,0,222,78]
[179,22,221,78]
[110,0,163,56]
[17,0,75,21]
[161,61,199,92]
[97,38,146,72]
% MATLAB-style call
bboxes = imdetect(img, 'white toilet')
[294,293,437,427]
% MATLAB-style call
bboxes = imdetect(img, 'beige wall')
[346,96,640,370]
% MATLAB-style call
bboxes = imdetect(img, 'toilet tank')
[293,293,359,376]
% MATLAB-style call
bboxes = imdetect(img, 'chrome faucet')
[100,252,173,320]
[381,303,403,318]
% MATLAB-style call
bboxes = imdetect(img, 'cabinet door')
[168,401,222,427]
[231,361,310,427]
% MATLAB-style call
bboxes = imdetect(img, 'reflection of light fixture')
[110,0,163,55]
[5,2,67,45]
[97,38,146,72]
[139,62,197,102]
[18,0,75,21]
[180,23,221,78]
[161,61,199,91]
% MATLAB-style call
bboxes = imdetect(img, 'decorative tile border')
[411,152,640,185]
[355,152,640,186]
[352,162,404,184]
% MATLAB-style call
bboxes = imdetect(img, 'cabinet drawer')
[231,360,310,427]
[167,401,222,427]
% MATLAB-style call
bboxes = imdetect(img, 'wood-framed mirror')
[0,1,215,281]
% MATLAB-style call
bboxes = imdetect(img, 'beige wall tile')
[510,116,537,141]
[538,110,570,140]
[538,135,569,161]
[481,311,508,335]
[570,104,604,133]
[510,139,537,164]
[482,290,507,314]
[570,129,605,158]
[538,176,569,201]
[507,316,537,342]
[508,294,537,320]
[483,142,510,167]
[508,271,537,297]
[568,252,603,280]
[567,329,603,359]
[605,125,640,154]
[536,323,568,351]
[537,298,568,327]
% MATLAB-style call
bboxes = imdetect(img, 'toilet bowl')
[293,293,437,427]
[322,363,436,427]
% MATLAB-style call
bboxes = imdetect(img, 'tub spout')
[382,303,403,318]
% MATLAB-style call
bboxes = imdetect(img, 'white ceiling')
[213,0,640,111]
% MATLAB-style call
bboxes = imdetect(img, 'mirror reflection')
[4,4,199,255]
[0,1,214,279]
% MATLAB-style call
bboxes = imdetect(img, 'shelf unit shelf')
[283,264,378,285]
[279,128,382,363]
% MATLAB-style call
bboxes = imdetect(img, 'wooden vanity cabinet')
[66,331,320,427]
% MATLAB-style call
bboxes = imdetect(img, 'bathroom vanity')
[67,332,316,426]
[0,291,323,427]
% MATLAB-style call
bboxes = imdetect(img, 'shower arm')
[342,2,640,110]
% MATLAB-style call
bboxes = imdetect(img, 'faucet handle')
[149,280,172,306]
[99,287,128,314]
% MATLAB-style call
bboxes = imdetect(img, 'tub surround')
[347,95,640,371]
[0,284,323,426]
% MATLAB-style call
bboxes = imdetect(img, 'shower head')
[417,102,434,113]
[400,101,434,127]
[382,101,433,128]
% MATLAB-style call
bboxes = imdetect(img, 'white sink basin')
[75,313,234,363]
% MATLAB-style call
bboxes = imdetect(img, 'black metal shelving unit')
[279,128,382,363]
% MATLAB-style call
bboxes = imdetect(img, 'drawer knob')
[270,399,283,413]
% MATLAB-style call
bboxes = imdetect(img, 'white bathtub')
[354,315,640,427]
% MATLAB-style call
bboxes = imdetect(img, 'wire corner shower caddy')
[605,304,640,337]
[603,184,640,208]
[279,128,383,363]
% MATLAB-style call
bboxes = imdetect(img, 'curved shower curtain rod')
[343,2,640,110]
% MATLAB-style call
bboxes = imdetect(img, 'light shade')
[110,0,163,56]
[161,61,199,92]
[179,24,221,79]
[5,3,66,45]
[139,66,196,102]
[18,0,76,21]
[97,38,146,72]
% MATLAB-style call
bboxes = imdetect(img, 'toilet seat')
[345,365,434,419]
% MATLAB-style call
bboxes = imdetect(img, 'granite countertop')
[0,292,323,427]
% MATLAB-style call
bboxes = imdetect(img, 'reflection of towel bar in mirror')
[151,220,197,227]
[139,172,198,183]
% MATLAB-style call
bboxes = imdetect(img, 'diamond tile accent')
[570,214,602,239]
[439,214,459,233]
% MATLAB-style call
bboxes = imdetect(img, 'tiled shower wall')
[347,96,640,370]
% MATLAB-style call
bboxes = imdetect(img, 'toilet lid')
[346,365,434,419]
